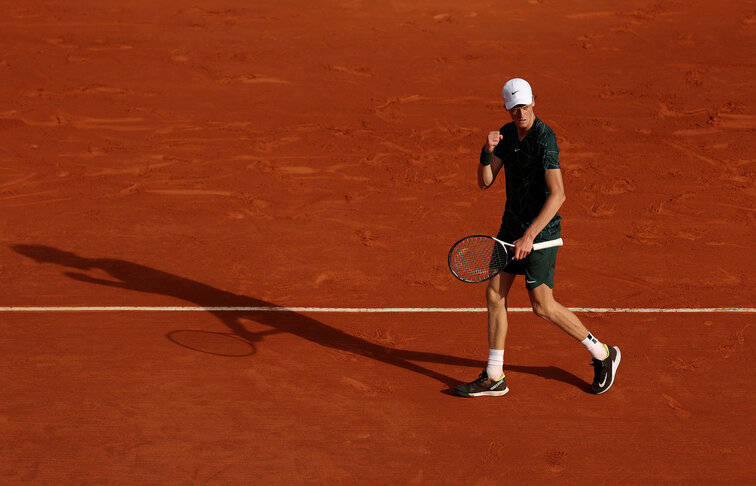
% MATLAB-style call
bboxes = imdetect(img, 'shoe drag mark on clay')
[545,449,567,473]
[661,393,691,419]
[719,324,750,359]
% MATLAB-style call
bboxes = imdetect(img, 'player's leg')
[487,270,516,349]
[528,284,588,339]
[528,285,621,393]
[485,271,516,379]
[524,247,621,394]
[521,245,587,338]
[454,271,516,397]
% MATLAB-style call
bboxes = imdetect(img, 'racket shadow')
[13,244,483,388]
[166,329,276,357]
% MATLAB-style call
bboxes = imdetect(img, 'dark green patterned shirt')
[492,117,561,240]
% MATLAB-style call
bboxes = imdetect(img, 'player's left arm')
[512,168,566,259]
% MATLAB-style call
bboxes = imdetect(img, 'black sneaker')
[455,370,509,397]
[590,345,621,394]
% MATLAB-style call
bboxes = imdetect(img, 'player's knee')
[531,300,555,321]
[485,285,507,308]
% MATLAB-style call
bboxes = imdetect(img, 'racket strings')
[449,236,510,283]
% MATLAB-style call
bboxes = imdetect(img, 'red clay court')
[1,1,754,484]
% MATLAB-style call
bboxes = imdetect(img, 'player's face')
[508,102,535,130]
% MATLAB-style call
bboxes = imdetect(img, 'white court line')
[0,306,754,313]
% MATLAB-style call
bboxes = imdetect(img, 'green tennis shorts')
[497,228,560,290]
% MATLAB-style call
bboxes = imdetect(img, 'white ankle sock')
[486,349,505,380]
[582,333,609,360]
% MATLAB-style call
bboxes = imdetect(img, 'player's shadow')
[12,244,588,392]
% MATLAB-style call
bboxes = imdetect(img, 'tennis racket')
[448,235,563,283]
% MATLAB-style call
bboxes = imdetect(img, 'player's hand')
[486,131,503,153]
[512,235,534,260]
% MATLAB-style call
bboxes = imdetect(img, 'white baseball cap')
[502,78,533,110]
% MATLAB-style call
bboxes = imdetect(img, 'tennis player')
[455,78,621,397]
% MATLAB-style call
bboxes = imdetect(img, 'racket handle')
[533,238,563,250]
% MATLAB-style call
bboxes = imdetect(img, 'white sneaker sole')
[466,386,509,397]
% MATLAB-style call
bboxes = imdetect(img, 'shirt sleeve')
[543,131,560,170]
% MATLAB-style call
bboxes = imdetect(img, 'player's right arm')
[478,130,504,189]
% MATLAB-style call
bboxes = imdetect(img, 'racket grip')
[532,238,563,250]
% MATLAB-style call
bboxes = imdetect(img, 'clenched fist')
[486,131,503,153]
